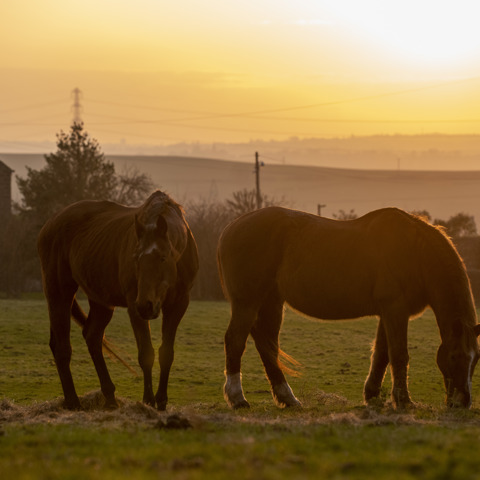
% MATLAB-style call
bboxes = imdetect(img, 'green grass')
[0,297,448,407]
[2,297,480,479]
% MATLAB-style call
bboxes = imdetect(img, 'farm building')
[0,159,13,222]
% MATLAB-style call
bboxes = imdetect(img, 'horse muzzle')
[135,300,161,320]
[447,387,471,409]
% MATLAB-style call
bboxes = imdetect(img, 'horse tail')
[70,299,138,376]
[216,238,230,301]
[278,349,302,377]
[71,298,88,328]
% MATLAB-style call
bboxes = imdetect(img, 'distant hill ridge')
[2,152,480,223]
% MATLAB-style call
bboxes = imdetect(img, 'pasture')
[2,297,480,479]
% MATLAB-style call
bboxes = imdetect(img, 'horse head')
[134,214,177,320]
[436,324,480,408]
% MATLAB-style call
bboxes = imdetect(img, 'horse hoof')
[104,399,120,410]
[392,392,414,410]
[143,395,156,408]
[395,401,415,411]
[63,399,82,411]
[365,396,385,409]
[285,398,302,408]
[272,382,300,408]
[232,399,250,410]
[157,401,167,411]
[363,384,381,404]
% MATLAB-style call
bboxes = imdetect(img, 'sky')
[2,0,480,152]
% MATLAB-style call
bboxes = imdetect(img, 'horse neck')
[433,298,476,346]
[421,231,477,341]
[428,266,477,343]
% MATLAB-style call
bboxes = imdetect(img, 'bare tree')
[114,165,155,206]
[226,188,288,218]
[186,198,234,300]
[332,209,358,220]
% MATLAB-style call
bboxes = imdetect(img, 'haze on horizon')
[2,0,480,155]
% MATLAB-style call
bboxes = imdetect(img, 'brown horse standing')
[218,206,480,409]
[38,191,198,410]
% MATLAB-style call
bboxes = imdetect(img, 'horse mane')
[407,210,477,330]
[136,190,185,225]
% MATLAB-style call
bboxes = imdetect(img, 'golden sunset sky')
[2,0,480,151]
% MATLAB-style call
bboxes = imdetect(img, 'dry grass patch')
[3,390,480,433]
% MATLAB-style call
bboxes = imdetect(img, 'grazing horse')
[38,191,198,410]
[218,206,480,409]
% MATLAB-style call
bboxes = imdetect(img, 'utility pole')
[254,151,264,210]
[71,88,83,124]
[317,204,326,216]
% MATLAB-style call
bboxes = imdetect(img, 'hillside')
[3,153,480,224]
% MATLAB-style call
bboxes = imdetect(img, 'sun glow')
[323,0,480,68]
[3,1,480,146]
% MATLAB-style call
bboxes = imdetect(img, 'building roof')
[0,159,13,174]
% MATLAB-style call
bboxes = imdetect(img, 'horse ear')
[135,214,145,239]
[474,324,480,337]
[156,215,168,237]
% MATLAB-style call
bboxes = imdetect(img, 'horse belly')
[70,253,128,309]
[285,292,374,320]
[279,266,375,320]
[81,284,127,309]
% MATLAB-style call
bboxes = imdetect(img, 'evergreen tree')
[16,122,153,227]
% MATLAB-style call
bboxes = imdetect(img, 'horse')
[217,206,480,410]
[38,190,199,410]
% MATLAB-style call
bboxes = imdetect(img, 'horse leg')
[82,301,117,409]
[364,319,390,404]
[128,305,155,407]
[47,291,81,410]
[224,302,258,409]
[381,310,412,409]
[155,292,189,411]
[251,295,301,408]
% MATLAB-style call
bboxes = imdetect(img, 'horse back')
[284,207,430,317]
[38,200,138,306]
[39,195,198,308]
[218,206,430,319]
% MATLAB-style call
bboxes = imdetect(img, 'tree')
[434,212,477,238]
[114,165,155,206]
[0,214,38,296]
[410,209,477,237]
[16,122,154,227]
[185,190,291,300]
[226,188,287,218]
[332,209,358,220]
[410,209,432,222]
[186,198,234,300]
[5,123,155,295]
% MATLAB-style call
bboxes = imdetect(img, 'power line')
[233,76,480,118]
[3,75,480,143]
[87,75,480,123]
[0,97,68,114]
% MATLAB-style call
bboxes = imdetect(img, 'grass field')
[2,297,480,479]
